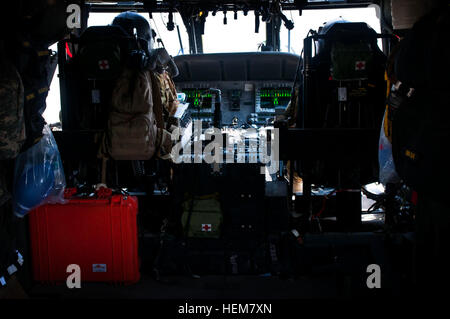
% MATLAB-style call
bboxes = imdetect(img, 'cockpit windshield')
[87,7,380,55]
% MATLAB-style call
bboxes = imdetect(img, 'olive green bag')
[181,194,222,239]
[330,41,374,81]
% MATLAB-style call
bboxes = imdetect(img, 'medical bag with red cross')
[98,59,110,70]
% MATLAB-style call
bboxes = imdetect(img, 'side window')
[42,43,60,125]
[149,12,189,56]
[88,12,189,57]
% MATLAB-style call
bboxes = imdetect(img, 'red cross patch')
[355,61,366,71]
[98,60,110,70]
[201,224,212,232]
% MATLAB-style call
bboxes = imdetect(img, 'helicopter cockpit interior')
[1,0,448,302]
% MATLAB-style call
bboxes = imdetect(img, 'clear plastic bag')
[378,113,400,185]
[13,125,66,218]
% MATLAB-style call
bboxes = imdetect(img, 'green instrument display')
[182,89,213,109]
[259,88,291,108]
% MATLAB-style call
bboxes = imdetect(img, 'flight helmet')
[112,11,153,54]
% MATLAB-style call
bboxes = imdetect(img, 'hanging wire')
[289,9,295,53]
[160,12,168,28]
[150,16,163,48]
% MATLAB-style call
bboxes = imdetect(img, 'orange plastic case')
[29,195,140,284]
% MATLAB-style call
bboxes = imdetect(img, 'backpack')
[77,26,130,81]
[68,25,149,130]
[390,8,450,195]
[0,57,26,160]
[107,68,161,160]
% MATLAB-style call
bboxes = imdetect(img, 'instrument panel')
[173,52,299,128]
[177,81,293,128]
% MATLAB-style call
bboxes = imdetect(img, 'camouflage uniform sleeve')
[0,63,26,160]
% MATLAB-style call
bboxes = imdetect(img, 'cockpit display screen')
[259,88,291,108]
[182,89,213,109]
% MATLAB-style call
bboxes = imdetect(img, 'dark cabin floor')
[25,232,414,300]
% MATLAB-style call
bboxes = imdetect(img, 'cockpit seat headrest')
[316,21,379,55]
[79,25,129,43]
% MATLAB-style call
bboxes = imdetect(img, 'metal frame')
[86,1,378,13]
